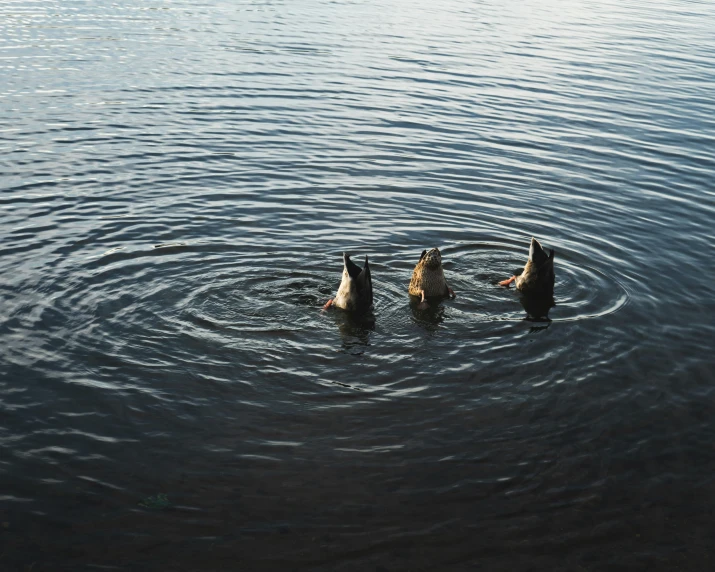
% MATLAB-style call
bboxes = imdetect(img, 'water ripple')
[1,0,714,568]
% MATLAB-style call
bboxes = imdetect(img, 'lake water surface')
[2,0,715,569]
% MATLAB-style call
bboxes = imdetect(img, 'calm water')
[2,0,715,569]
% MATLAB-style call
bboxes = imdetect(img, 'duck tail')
[356,255,373,306]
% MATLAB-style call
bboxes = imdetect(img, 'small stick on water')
[499,276,516,287]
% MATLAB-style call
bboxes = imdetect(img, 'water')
[1,0,714,569]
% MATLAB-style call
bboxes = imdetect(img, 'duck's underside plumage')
[331,253,373,311]
[325,239,552,313]
[409,248,450,297]
[408,248,454,307]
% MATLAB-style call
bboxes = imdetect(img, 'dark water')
[2,0,714,569]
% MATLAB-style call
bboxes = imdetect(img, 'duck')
[323,253,373,311]
[499,237,555,295]
[408,247,455,309]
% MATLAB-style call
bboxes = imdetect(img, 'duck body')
[502,237,555,295]
[325,253,373,312]
[409,248,454,308]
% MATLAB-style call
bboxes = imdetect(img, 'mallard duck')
[408,247,455,309]
[499,237,555,295]
[323,253,373,311]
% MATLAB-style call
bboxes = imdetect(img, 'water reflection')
[331,309,375,354]
[410,299,446,333]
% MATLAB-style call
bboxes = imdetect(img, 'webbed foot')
[417,289,429,309]
[322,299,334,311]
[499,276,516,287]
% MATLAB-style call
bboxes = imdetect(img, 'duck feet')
[448,287,456,298]
[417,289,429,310]
[499,276,516,287]
[322,299,334,311]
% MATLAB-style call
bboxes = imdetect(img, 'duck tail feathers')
[529,237,549,266]
[343,252,363,279]
[356,255,373,305]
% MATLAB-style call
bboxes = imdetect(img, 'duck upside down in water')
[408,247,455,309]
[499,237,555,295]
[323,253,373,311]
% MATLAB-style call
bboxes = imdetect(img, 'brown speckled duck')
[408,247,455,309]
[323,253,373,312]
[499,237,555,295]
